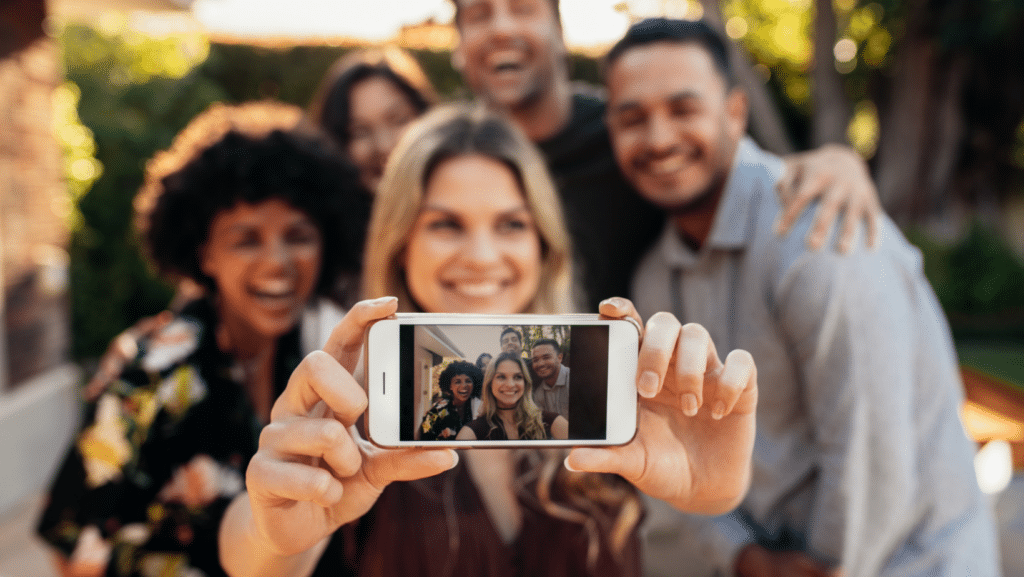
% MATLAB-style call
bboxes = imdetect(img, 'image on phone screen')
[399,324,610,442]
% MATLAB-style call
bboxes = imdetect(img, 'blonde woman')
[458,352,569,441]
[219,104,759,577]
[362,104,574,315]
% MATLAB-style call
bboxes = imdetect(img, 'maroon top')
[465,411,559,441]
[312,457,643,577]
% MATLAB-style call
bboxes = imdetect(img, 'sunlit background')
[2,0,1023,573]
[192,0,635,47]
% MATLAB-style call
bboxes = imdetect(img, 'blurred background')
[1,0,1022,574]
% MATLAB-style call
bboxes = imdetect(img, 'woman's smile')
[491,359,525,409]
[201,199,322,340]
[449,373,474,405]
[403,154,542,315]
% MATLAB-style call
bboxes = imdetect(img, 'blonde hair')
[478,353,547,440]
[370,105,638,571]
[361,103,575,313]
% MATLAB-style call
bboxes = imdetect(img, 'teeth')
[250,285,295,309]
[487,50,523,70]
[454,281,503,298]
[646,155,687,176]
[253,279,293,296]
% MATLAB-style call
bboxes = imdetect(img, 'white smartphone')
[365,313,640,448]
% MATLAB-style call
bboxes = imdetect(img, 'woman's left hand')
[566,298,758,516]
[776,144,882,254]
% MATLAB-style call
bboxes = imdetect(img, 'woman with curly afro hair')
[37,101,368,577]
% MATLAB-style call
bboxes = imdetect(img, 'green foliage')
[907,224,1024,339]
[51,82,101,232]
[60,20,223,359]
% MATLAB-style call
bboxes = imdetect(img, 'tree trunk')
[810,0,852,146]
[873,1,967,225]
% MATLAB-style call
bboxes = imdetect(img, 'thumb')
[362,447,459,489]
[322,297,398,373]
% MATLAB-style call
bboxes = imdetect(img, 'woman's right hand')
[231,297,458,567]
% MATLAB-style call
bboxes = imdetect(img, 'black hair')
[142,118,369,298]
[500,327,523,344]
[531,338,561,355]
[475,352,493,370]
[438,360,484,400]
[312,62,432,151]
[604,18,733,86]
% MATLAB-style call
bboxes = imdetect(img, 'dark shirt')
[37,299,300,577]
[465,410,559,441]
[314,460,642,577]
[537,93,665,311]
[419,397,475,441]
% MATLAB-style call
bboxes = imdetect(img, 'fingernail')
[602,297,625,309]
[448,450,460,469]
[375,296,398,304]
[711,401,726,420]
[563,456,580,472]
[682,393,699,417]
[638,371,659,398]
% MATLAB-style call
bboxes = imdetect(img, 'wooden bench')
[961,366,1024,470]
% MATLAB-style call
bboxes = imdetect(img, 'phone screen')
[398,323,610,442]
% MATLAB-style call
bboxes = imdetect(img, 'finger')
[259,418,363,479]
[837,198,860,254]
[130,310,173,340]
[322,296,399,372]
[866,199,881,250]
[776,155,802,205]
[674,323,721,416]
[636,312,682,398]
[362,448,458,489]
[777,163,830,237]
[807,194,841,251]
[565,444,642,479]
[598,297,643,334]
[705,349,757,419]
[272,351,368,426]
[247,452,344,508]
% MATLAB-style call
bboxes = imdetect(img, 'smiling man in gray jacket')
[603,17,999,577]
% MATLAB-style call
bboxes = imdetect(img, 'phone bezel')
[365,313,639,448]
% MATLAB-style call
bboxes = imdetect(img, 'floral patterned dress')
[419,397,475,441]
[37,299,301,577]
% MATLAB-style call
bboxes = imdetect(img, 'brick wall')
[0,24,71,391]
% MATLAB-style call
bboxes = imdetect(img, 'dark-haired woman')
[37,102,366,577]
[307,46,438,192]
[419,360,483,441]
[474,352,492,372]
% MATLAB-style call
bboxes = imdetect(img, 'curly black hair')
[438,360,484,400]
[137,102,370,298]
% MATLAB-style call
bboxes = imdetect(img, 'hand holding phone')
[366,312,640,447]
[566,298,759,517]
[239,297,457,562]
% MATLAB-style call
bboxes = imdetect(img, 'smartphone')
[366,313,639,448]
